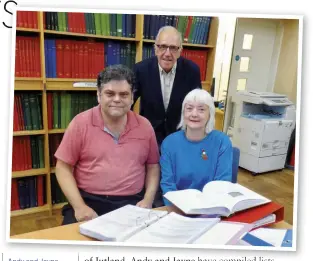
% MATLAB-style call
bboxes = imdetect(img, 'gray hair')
[177,89,216,134]
[155,26,183,47]
[97,64,135,93]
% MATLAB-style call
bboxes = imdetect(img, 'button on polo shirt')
[55,105,159,196]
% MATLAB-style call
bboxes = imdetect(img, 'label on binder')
[73,82,97,88]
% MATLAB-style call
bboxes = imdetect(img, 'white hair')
[155,26,183,47]
[177,88,216,134]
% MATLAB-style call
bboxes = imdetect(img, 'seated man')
[160,89,233,205]
[55,64,160,225]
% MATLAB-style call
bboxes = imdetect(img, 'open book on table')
[79,204,253,244]
[163,180,271,216]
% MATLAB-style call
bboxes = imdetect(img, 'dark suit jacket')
[133,56,202,145]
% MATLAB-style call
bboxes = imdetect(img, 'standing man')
[133,25,202,146]
[54,64,160,225]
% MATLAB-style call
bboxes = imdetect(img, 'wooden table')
[10,206,292,241]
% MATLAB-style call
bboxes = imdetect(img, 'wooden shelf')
[46,78,96,82]
[12,168,48,179]
[48,129,66,134]
[16,27,40,33]
[44,30,138,42]
[143,39,214,48]
[13,130,45,136]
[183,43,214,48]
[15,77,43,81]
[143,39,156,43]
[11,12,219,219]
[52,202,67,210]
[46,79,97,91]
[45,78,209,91]
[11,204,50,217]
[15,78,43,90]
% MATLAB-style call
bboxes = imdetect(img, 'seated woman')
[160,89,233,205]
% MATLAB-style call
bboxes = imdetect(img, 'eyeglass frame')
[155,44,182,53]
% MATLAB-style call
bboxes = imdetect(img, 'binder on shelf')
[73,82,97,88]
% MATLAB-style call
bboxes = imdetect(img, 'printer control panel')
[262,97,293,106]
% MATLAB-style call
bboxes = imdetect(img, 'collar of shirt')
[158,62,177,75]
[103,126,119,143]
[92,105,139,133]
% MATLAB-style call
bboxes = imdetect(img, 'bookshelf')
[11,11,219,218]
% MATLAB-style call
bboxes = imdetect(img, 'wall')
[213,16,236,101]
[273,19,299,105]
[214,18,300,105]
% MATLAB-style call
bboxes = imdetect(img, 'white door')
[223,18,282,133]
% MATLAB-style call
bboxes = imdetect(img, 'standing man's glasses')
[156,44,180,53]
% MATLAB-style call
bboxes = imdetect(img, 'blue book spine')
[47,39,52,78]
[149,16,155,40]
[44,40,49,78]
[17,179,26,209]
[51,39,57,78]
[202,17,211,45]
[127,14,132,38]
[116,42,120,65]
[160,15,166,28]
[191,17,198,43]
[143,15,148,39]
[131,14,136,37]
[28,176,37,208]
[107,41,113,66]
[195,17,203,44]
[193,17,201,44]
[154,15,161,39]
[197,17,205,45]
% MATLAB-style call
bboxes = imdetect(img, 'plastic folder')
[241,233,274,246]
[241,228,293,247]
[281,229,293,247]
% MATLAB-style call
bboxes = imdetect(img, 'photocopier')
[228,91,296,174]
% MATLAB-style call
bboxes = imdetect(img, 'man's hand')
[136,197,153,209]
[74,204,98,222]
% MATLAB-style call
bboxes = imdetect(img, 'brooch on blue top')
[201,149,208,160]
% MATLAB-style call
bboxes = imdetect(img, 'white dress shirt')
[158,63,177,111]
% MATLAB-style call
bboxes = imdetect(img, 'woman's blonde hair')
[177,88,216,134]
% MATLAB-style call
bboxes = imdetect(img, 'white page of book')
[79,205,168,241]
[193,222,246,245]
[202,181,270,212]
[164,189,205,213]
[125,212,220,244]
[253,214,276,228]
[249,228,287,247]
[203,181,267,200]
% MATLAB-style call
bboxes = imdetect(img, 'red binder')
[222,202,284,227]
